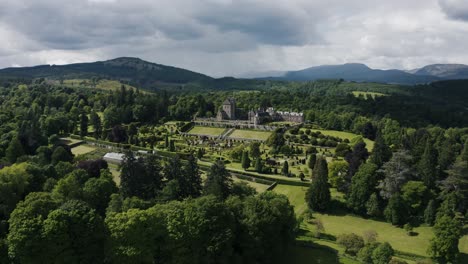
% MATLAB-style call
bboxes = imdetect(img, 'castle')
[216,97,304,124]
[248,107,304,125]
[217,98,236,121]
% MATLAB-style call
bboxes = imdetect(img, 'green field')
[275,184,468,260]
[71,145,96,155]
[188,126,226,136]
[228,129,272,141]
[310,129,374,150]
[352,91,388,99]
[63,79,144,93]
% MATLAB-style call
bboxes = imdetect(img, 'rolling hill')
[0,57,213,89]
[412,64,468,79]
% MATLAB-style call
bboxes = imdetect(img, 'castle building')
[217,98,236,121]
[216,97,304,125]
[248,107,304,125]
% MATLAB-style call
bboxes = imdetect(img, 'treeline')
[1,150,296,263]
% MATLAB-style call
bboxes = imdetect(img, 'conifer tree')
[438,139,455,175]
[204,160,233,199]
[369,133,391,167]
[169,140,175,152]
[366,193,381,217]
[384,193,407,226]
[241,151,251,170]
[90,111,102,139]
[462,139,468,166]
[254,157,263,173]
[79,112,88,137]
[424,199,437,226]
[418,139,438,189]
[307,153,316,172]
[183,154,202,198]
[306,157,331,211]
[282,160,289,176]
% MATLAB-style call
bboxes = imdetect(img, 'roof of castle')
[223,98,235,105]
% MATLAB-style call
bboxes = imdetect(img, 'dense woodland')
[0,77,467,263]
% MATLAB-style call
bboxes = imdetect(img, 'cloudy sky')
[0,0,468,77]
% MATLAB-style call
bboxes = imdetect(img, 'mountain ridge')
[1,58,468,86]
[247,63,468,84]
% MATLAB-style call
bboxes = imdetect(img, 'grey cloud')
[0,0,468,77]
[439,0,468,21]
[194,0,320,46]
[0,0,205,50]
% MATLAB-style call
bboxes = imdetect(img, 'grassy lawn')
[280,245,343,264]
[233,177,270,193]
[108,163,121,186]
[71,145,96,155]
[228,129,272,141]
[310,129,374,150]
[272,184,466,259]
[188,126,226,136]
[60,137,83,146]
[310,213,433,257]
[273,184,308,215]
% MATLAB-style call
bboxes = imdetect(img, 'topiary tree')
[282,161,289,176]
[241,151,251,170]
[307,154,316,172]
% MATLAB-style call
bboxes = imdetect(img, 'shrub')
[372,242,394,264]
[358,242,379,263]
[363,230,378,243]
[337,233,365,255]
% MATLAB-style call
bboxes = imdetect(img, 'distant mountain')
[2,58,468,88]
[237,70,286,79]
[260,63,440,85]
[0,57,213,89]
[413,64,468,79]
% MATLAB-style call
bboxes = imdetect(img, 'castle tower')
[222,98,236,120]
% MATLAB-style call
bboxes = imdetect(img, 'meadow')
[273,183,468,262]
[352,91,388,99]
[310,129,375,150]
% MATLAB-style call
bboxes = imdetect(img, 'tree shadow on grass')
[280,240,341,264]
[459,253,468,263]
